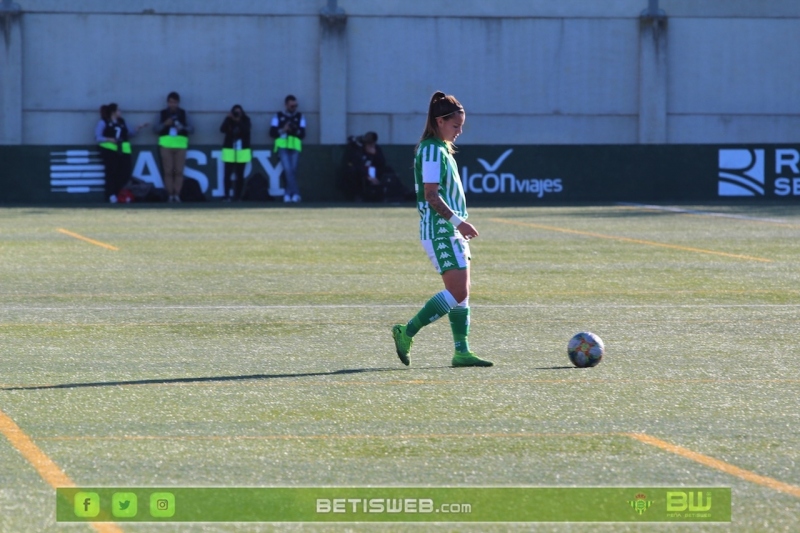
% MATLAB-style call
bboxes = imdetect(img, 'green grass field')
[1,203,799,532]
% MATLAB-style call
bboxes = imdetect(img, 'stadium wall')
[1,0,800,147]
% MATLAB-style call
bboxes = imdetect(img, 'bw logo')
[718,149,765,196]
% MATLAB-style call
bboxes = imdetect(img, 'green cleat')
[392,324,413,366]
[451,352,493,368]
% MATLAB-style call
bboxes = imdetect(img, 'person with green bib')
[219,104,252,201]
[154,91,194,203]
[95,103,148,202]
[269,95,306,203]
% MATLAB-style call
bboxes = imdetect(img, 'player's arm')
[423,183,478,239]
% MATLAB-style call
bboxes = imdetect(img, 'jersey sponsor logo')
[462,149,563,198]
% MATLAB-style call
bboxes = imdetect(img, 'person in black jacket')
[153,91,194,203]
[269,95,306,203]
[95,103,148,202]
[220,104,252,201]
[342,131,389,202]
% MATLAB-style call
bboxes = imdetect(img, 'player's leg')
[392,284,457,366]
[443,243,492,368]
[392,238,460,365]
[444,266,471,354]
[393,236,490,367]
[404,239,462,329]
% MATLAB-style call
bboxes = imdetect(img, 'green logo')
[666,491,712,512]
[150,492,175,518]
[73,492,99,518]
[628,493,653,515]
[112,492,138,518]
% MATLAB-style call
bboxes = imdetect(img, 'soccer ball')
[567,332,604,368]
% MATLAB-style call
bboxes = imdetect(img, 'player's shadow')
[0,366,439,392]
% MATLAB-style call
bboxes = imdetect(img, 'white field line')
[617,203,793,224]
[3,303,800,311]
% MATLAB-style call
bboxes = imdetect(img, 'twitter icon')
[112,492,137,518]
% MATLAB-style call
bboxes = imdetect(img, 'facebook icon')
[74,492,99,518]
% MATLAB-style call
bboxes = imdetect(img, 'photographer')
[154,91,194,203]
[342,132,389,202]
[269,95,306,203]
[220,104,252,201]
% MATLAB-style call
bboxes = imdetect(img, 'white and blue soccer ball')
[567,332,604,368]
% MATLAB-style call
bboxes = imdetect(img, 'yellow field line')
[24,428,800,500]
[0,409,74,487]
[623,432,800,499]
[490,218,772,263]
[0,408,123,532]
[56,228,119,251]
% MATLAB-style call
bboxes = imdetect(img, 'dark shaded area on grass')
[1,367,408,391]
[1,365,577,391]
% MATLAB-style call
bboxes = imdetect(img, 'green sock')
[406,290,456,337]
[449,306,471,354]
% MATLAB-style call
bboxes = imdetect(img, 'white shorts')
[421,234,471,274]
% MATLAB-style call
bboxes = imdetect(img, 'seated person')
[341,131,388,202]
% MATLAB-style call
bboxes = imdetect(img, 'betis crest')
[628,493,653,515]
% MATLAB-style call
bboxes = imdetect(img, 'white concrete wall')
[19,9,320,145]
[668,16,800,142]
[3,0,800,145]
[346,16,640,144]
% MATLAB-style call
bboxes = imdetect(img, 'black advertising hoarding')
[1,145,799,204]
[455,145,800,203]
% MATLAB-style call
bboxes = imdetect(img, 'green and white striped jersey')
[414,137,468,240]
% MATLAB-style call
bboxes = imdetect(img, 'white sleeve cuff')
[448,214,464,227]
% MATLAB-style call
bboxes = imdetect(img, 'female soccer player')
[392,91,493,368]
